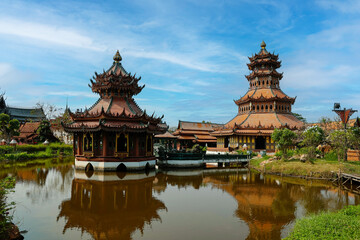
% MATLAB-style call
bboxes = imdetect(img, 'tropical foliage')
[0,114,20,142]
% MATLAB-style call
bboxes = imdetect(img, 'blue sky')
[0,0,360,127]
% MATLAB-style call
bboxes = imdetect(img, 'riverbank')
[0,143,72,163]
[284,205,360,240]
[249,156,360,179]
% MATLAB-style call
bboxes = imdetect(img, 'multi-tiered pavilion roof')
[213,41,304,137]
[63,51,166,135]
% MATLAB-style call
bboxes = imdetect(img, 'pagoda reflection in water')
[55,168,359,240]
[57,171,166,240]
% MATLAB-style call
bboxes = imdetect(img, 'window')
[84,133,92,151]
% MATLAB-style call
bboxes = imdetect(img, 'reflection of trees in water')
[57,176,166,240]
[299,186,329,214]
[272,184,296,218]
[17,165,74,204]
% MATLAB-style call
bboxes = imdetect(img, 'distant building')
[16,122,41,144]
[172,120,224,149]
[0,96,45,123]
[212,41,304,152]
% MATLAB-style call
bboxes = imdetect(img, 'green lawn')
[284,205,360,240]
[250,157,360,178]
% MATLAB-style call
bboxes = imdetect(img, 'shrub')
[301,125,325,160]
[0,177,16,238]
[271,128,297,159]
[285,205,360,240]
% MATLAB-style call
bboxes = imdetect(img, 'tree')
[301,125,325,160]
[37,120,58,142]
[0,113,20,142]
[347,126,360,150]
[293,113,307,123]
[35,102,61,120]
[271,128,297,159]
[328,130,348,162]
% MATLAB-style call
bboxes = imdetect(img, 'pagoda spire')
[261,40,266,49]
[113,50,122,63]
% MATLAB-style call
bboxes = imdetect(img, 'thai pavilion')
[63,51,167,171]
[211,41,304,152]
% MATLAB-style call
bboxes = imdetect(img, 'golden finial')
[113,50,122,63]
[260,40,266,49]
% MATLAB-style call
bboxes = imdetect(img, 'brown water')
[6,164,360,240]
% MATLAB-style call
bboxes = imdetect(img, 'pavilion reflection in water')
[53,168,359,240]
[202,171,295,240]
[154,169,359,240]
[57,171,166,240]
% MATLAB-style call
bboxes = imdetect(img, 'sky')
[0,0,360,127]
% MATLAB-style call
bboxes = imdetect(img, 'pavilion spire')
[113,50,122,63]
[260,40,266,49]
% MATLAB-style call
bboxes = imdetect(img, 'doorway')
[255,136,266,149]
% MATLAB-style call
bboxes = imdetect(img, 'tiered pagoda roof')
[62,51,167,134]
[212,41,304,136]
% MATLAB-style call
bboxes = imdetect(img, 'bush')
[0,143,73,162]
[284,205,360,240]
[0,177,16,238]
[324,151,338,162]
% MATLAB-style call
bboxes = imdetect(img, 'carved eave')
[90,72,145,96]
[247,59,281,70]
[235,95,295,105]
[68,108,164,125]
[245,70,283,81]
[62,120,167,134]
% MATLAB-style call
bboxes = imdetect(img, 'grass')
[284,205,360,240]
[0,143,73,162]
[250,157,360,178]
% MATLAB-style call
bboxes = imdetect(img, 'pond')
[5,163,360,240]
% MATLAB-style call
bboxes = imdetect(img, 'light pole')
[332,103,357,161]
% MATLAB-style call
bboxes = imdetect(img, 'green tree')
[293,113,307,123]
[301,125,325,160]
[347,126,360,150]
[271,128,297,159]
[37,120,58,142]
[328,130,348,162]
[0,113,20,142]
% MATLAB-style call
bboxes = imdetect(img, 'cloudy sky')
[0,0,359,126]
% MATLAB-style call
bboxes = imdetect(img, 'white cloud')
[0,18,105,51]
[317,0,360,13]
[47,91,98,98]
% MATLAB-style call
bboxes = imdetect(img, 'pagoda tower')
[212,41,304,152]
[63,51,167,171]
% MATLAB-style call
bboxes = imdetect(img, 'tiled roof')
[177,135,196,140]
[17,122,41,139]
[88,97,143,116]
[6,107,45,121]
[194,134,217,140]
[237,88,294,103]
[224,113,304,130]
[178,121,224,131]
[155,131,178,139]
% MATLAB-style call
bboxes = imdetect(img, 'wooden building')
[0,96,45,123]
[212,42,304,152]
[63,51,167,171]
[172,120,223,149]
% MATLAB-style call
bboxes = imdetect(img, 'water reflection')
[9,165,360,240]
[57,170,166,240]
